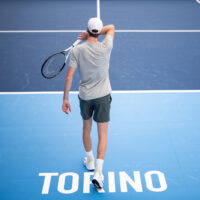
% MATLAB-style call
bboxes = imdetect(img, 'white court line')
[0,30,84,33]
[116,30,200,33]
[1,90,200,95]
[97,0,101,19]
[0,30,200,33]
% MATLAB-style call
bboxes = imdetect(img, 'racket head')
[41,51,66,79]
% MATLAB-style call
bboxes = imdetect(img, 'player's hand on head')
[62,100,71,114]
[78,32,89,40]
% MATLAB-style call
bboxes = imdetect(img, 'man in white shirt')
[62,17,115,188]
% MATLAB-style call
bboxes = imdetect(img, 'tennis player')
[62,18,115,188]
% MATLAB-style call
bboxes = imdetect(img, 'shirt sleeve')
[69,48,78,69]
[102,35,113,50]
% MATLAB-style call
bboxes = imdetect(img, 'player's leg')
[92,94,111,188]
[97,122,108,160]
[79,96,95,171]
[82,118,95,171]
[82,117,93,152]
[92,122,108,188]
[93,94,111,160]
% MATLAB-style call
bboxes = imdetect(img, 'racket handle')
[72,39,81,47]
[64,40,81,52]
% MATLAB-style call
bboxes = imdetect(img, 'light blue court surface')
[1,0,200,91]
[0,92,200,200]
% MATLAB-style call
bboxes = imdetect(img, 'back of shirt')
[69,35,113,100]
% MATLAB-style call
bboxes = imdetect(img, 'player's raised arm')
[100,24,115,38]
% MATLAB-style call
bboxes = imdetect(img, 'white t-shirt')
[69,35,113,100]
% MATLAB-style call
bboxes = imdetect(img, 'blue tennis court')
[0,0,200,200]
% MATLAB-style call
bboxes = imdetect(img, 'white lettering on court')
[83,172,94,193]
[57,172,79,194]
[119,171,143,192]
[39,170,167,194]
[108,172,116,192]
[145,170,167,192]
[39,173,59,194]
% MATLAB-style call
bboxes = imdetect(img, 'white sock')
[96,159,104,172]
[86,150,94,161]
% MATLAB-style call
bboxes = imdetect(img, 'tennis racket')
[41,39,81,79]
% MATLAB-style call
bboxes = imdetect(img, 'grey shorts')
[78,94,112,123]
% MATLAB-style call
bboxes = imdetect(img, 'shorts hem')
[93,118,110,123]
[82,116,92,121]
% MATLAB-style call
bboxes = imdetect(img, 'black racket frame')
[41,51,66,79]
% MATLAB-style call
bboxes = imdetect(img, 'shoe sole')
[88,168,95,171]
[92,179,102,189]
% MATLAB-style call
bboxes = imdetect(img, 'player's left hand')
[78,31,89,40]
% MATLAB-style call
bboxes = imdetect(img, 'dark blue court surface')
[0,0,200,91]
[0,0,200,200]
[0,92,200,200]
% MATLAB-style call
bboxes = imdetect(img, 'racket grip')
[64,40,81,52]
[72,39,81,47]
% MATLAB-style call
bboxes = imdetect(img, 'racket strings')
[42,52,66,78]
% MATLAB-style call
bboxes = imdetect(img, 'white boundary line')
[116,30,200,33]
[1,90,200,95]
[0,30,84,33]
[97,0,101,19]
[0,30,200,33]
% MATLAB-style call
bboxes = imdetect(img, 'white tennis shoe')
[83,157,95,171]
[92,171,104,189]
